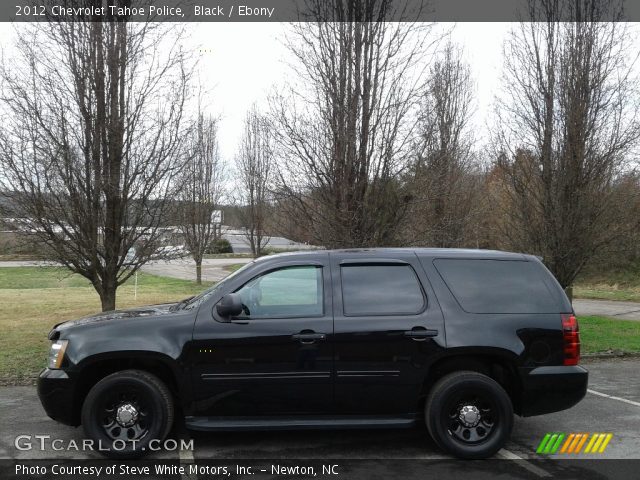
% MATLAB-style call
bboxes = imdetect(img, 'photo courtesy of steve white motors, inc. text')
[14,463,340,477]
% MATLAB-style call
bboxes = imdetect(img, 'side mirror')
[216,293,243,319]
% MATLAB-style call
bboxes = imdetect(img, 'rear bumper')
[519,365,588,417]
[37,368,79,426]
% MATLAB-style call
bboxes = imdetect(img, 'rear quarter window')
[433,259,559,314]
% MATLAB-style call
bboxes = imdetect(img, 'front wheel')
[81,370,174,459]
[425,371,513,459]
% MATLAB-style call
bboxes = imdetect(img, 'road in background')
[0,258,253,284]
[222,230,317,254]
[573,299,640,321]
[141,257,253,283]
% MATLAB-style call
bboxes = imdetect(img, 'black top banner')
[2,0,640,23]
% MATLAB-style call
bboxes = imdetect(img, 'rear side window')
[341,264,425,316]
[433,259,558,314]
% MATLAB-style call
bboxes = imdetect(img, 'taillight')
[562,314,580,366]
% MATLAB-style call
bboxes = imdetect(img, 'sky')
[189,22,513,159]
[0,22,513,161]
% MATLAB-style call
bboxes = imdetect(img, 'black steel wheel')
[425,371,513,459]
[82,370,174,459]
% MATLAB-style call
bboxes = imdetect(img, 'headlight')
[48,340,68,369]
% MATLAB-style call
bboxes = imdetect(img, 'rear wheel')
[81,370,174,459]
[425,371,513,459]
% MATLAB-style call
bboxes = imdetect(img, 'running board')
[185,415,418,432]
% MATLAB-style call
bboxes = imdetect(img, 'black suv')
[38,248,588,459]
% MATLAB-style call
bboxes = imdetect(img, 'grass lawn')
[574,262,640,302]
[573,285,640,303]
[0,267,210,385]
[224,263,248,273]
[578,316,640,354]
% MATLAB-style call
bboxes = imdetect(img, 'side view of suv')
[38,248,588,459]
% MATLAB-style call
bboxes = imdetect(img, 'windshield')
[179,261,254,311]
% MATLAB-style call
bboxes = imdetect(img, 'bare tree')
[178,111,224,283]
[0,20,192,311]
[494,0,640,288]
[406,41,480,247]
[235,105,273,257]
[271,1,432,248]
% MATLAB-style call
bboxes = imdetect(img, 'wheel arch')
[72,351,186,426]
[420,349,523,414]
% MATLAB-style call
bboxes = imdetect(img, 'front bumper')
[519,365,588,417]
[37,368,80,426]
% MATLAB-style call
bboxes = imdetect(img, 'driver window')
[235,266,323,319]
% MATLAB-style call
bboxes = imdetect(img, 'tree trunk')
[564,286,573,304]
[100,286,117,312]
[249,232,258,258]
[196,261,202,285]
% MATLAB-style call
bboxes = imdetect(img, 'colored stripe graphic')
[574,433,588,453]
[591,433,606,452]
[538,433,613,454]
[560,433,574,453]
[536,433,551,453]
[568,433,582,453]
[550,433,565,453]
[584,433,598,453]
[544,434,559,454]
[598,433,613,453]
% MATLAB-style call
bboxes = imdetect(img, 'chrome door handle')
[403,328,438,341]
[292,332,327,344]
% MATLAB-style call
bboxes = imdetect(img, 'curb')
[582,351,640,359]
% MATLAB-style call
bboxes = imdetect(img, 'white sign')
[211,210,223,225]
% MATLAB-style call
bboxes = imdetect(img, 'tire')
[81,370,174,459]
[425,370,513,459]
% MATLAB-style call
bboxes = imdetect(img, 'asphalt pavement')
[572,299,640,321]
[1,358,639,467]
